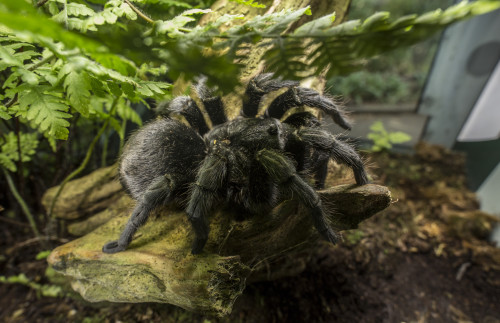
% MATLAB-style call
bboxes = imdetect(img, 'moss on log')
[47,167,390,315]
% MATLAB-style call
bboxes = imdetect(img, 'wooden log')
[48,178,390,315]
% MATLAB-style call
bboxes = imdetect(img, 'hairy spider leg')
[102,175,177,254]
[256,149,341,244]
[186,152,229,254]
[310,151,330,190]
[298,128,370,187]
[194,77,228,126]
[156,96,210,135]
[266,87,352,130]
[242,73,299,117]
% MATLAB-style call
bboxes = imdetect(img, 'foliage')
[35,250,52,260]
[329,71,409,104]
[329,0,455,105]
[0,273,63,298]
[367,121,412,152]
[0,131,38,172]
[229,0,266,8]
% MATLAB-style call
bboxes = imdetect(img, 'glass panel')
[327,0,455,111]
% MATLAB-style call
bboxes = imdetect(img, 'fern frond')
[64,70,92,117]
[16,85,71,140]
[228,0,266,9]
[0,132,39,172]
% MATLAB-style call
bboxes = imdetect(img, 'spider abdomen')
[119,118,206,200]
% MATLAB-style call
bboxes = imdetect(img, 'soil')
[1,142,499,323]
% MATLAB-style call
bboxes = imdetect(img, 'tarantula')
[102,74,369,255]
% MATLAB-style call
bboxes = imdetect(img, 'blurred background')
[328,0,500,218]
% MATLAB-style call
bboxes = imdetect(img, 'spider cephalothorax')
[103,74,369,255]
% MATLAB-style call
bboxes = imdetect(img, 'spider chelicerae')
[102,74,369,255]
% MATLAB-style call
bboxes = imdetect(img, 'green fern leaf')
[293,13,336,36]
[66,3,95,17]
[262,38,307,80]
[263,7,311,35]
[17,85,71,140]
[64,70,92,117]
[155,9,211,37]
[116,101,142,126]
[229,0,266,8]
[0,131,39,172]
[140,0,192,7]
[0,45,23,71]
[0,104,11,120]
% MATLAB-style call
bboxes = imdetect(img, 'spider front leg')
[266,87,352,130]
[242,73,299,117]
[194,76,227,126]
[298,128,370,187]
[102,175,175,254]
[156,96,210,135]
[256,149,341,244]
[186,152,228,254]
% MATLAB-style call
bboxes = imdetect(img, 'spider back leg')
[186,145,231,254]
[156,96,210,135]
[256,148,341,244]
[242,73,299,117]
[102,175,177,253]
[266,87,352,130]
[194,76,227,126]
[298,127,369,186]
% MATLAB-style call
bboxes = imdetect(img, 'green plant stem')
[123,0,154,24]
[48,98,119,219]
[14,118,24,195]
[101,128,109,168]
[3,168,42,241]
[119,118,126,154]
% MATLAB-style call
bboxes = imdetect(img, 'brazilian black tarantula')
[102,74,369,255]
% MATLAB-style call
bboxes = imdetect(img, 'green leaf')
[369,121,386,134]
[0,45,23,70]
[263,7,311,35]
[128,0,191,7]
[17,68,39,85]
[229,0,266,8]
[17,84,71,140]
[0,131,39,171]
[155,9,211,37]
[388,131,412,144]
[116,101,142,126]
[0,105,11,120]
[64,70,92,117]
[119,3,138,20]
[107,82,123,97]
[40,284,63,298]
[66,3,95,17]
[35,250,52,260]
[0,0,129,67]
[293,13,336,36]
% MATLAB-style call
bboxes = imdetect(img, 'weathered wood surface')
[46,167,390,315]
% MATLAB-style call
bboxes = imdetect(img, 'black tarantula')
[102,74,369,255]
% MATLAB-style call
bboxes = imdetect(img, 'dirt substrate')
[1,142,499,322]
